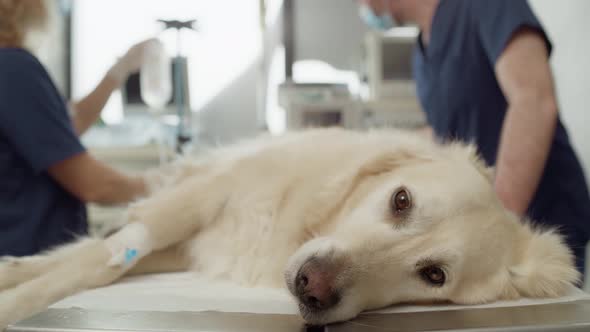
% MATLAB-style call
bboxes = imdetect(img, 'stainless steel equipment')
[9,300,590,332]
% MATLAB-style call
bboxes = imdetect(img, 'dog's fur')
[0,128,579,327]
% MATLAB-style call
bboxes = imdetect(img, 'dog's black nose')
[295,262,340,311]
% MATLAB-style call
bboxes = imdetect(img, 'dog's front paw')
[0,287,37,329]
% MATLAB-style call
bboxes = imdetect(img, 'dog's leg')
[0,239,97,291]
[125,168,234,253]
[0,239,121,328]
[126,244,190,276]
[0,243,191,328]
[0,256,53,292]
[0,241,189,292]
[0,170,233,327]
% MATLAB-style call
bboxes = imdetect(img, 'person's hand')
[107,38,158,85]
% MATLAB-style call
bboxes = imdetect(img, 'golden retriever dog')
[0,128,579,328]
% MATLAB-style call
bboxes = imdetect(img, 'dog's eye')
[420,266,446,286]
[391,188,412,214]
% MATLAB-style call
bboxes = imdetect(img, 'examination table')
[7,272,590,332]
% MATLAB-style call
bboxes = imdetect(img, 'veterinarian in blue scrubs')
[359,0,590,275]
[0,0,150,257]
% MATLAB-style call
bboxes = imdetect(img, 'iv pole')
[157,19,197,154]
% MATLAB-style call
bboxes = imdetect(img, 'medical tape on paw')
[104,223,153,268]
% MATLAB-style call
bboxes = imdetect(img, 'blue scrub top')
[413,0,590,272]
[0,48,88,256]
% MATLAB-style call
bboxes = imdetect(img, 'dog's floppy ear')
[357,148,421,177]
[508,227,580,297]
[445,142,495,184]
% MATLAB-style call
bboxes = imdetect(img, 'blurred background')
[39,0,590,169]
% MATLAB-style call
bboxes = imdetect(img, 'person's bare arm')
[47,152,147,205]
[494,28,558,216]
[69,76,119,135]
[69,39,156,136]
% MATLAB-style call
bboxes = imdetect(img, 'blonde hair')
[0,0,48,47]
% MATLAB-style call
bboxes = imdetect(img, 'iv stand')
[157,19,197,154]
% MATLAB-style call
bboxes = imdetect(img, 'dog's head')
[284,133,579,325]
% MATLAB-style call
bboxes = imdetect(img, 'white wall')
[530,0,590,179]
[32,1,68,94]
[72,0,261,140]
[294,0,368,71]
[529,0,590,287]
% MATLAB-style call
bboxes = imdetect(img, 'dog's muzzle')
[293,257,342,314]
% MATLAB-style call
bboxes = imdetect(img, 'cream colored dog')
[0,128,579,328]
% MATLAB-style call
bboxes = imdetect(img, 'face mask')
[359,2,396,31]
